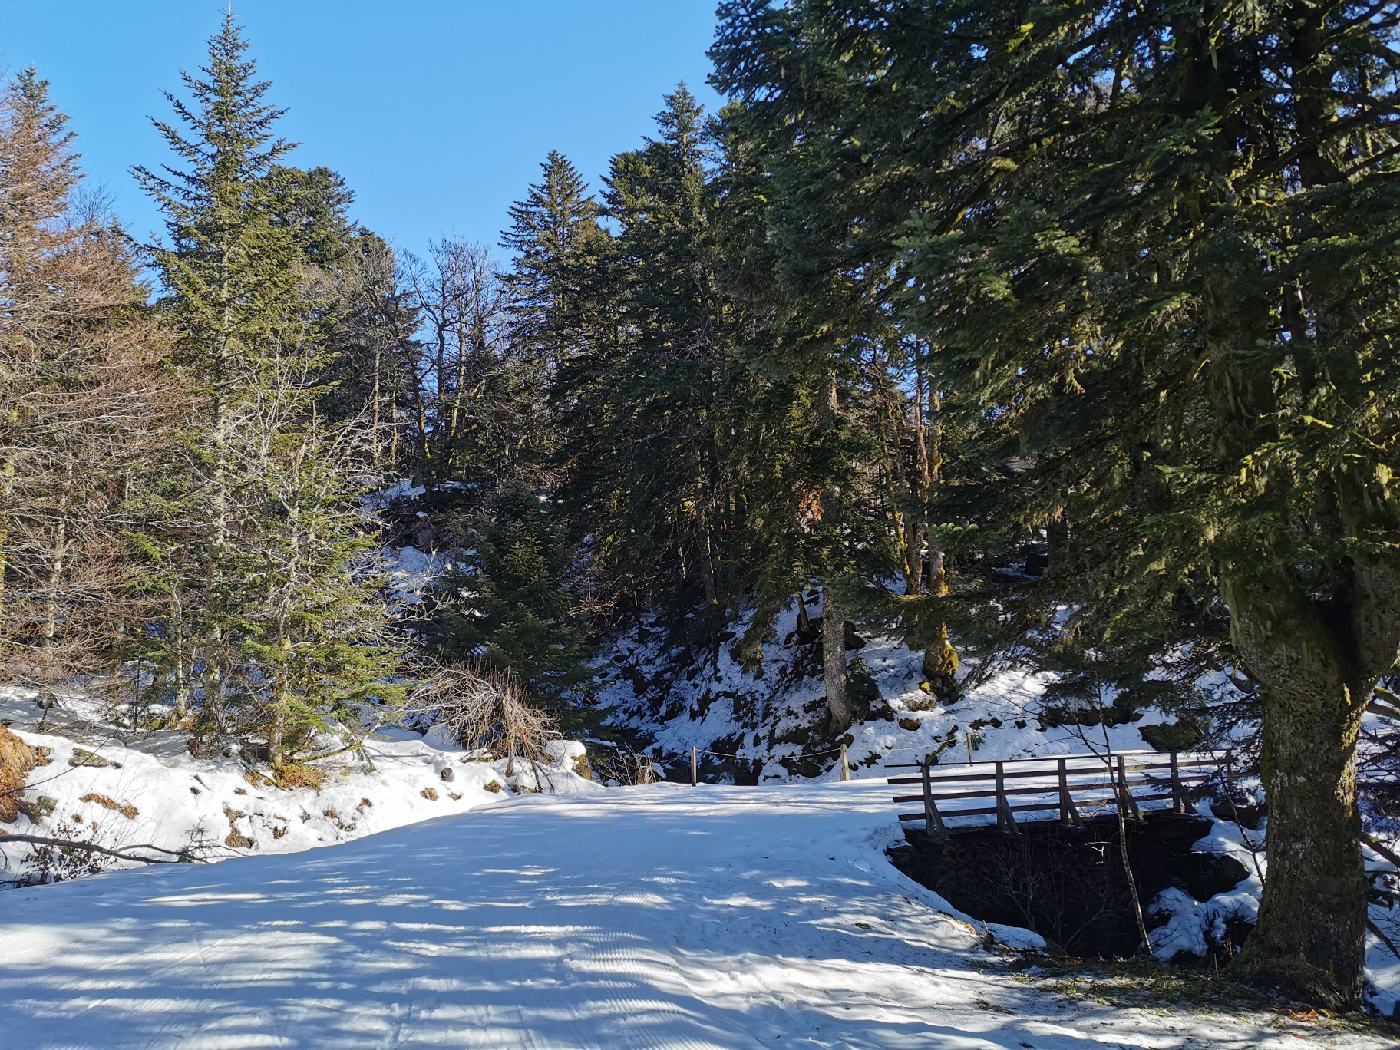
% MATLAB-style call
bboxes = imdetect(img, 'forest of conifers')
[1,0,1396,1008]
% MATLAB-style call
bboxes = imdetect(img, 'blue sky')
[0,0,725,254]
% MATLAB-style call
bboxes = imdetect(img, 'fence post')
[995,760,1019,834]
[839,744,850,782]
[1116,754,1141,821]
[1169,751,1185,814]
[922,760,947,841]
[1057,757,1079,826]
[965,730,974,766]
[690,745,697,787]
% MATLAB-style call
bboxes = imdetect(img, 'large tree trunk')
[1225,558,1398,1005]
[815,369,852,734]
[1188,73,1381,994]
[1244,684,1366,1002]
[821,585,851,734]
[1253,29,1393,1006]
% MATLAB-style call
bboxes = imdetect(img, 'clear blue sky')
[0,0,725,254]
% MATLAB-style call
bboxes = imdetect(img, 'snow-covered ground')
[594,599,1226,781]
[1,779,1391,1049]
[0,687,596,884]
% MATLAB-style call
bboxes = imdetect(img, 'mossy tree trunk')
[1225,548,1400,1004]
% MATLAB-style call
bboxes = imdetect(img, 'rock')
[420,786,440,801]
[546,740,592,781]
[439,766,455,783]
[1209,797,1266,830]
[1139,720,1202,752]
[1173,852,1251,903]
[68,748,113,769]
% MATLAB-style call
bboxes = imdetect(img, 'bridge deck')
[887,750,1220,839]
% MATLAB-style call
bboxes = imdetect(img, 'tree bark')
[1225,563,1392,1005]
[815,369,851,734]
[821,585,851,734]
[1243,688,1366,1002]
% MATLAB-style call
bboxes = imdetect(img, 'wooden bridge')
[887,750,1220,841]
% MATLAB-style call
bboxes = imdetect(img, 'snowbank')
[0,687,597,885]
[1141,799,1400,1017]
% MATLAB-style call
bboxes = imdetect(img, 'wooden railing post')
[995,760,1018,834]
[1115,754,1141,821]
[922,760,947,841]
[1057,757,1079,826]
[839,744,850,782]
[1169,751,1185,814]
[690,745,697,787]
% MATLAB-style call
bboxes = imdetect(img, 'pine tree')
[561,86,736,620]
[501,150,605,378]
[714,0,1400,1003]
[134,12,302,721]
[706,94,908,733]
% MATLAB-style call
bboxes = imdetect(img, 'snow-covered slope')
[593,599,1219,780]
[0,687,596,885]
[1,779,1389,1049]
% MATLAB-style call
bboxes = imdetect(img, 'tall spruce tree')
[134,12,301,723]
[501,150,605,379]
[561,86,736,620]
[706,94,912,732]
[713,0,1400,1003]
[135,16,406,763]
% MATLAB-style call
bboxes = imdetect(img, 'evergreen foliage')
[500,150,605,378]
[0,69,176,691]
[437,483,588,712]
[712,0,1400,1003]
[133,15,407,762]
[558,86,736,617]
[5,8,1397,1008]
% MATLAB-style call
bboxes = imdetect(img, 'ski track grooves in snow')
[0,782,1386,1049]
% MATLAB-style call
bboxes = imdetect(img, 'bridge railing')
[886,750,1220,839]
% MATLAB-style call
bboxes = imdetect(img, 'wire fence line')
[656,739,1110,765]
[618,739,938,786]
[624,742,937,763]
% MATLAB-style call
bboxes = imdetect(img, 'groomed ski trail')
[0,781,1386,1048]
